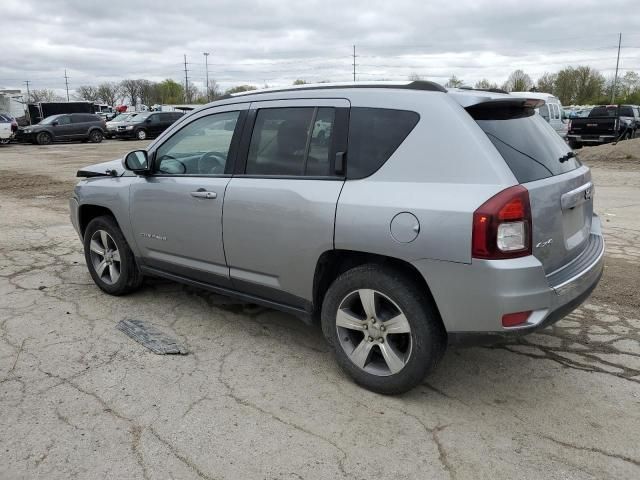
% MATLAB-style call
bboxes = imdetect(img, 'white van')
[510,92,568,138]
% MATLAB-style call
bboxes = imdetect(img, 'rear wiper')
[559,151,576,163]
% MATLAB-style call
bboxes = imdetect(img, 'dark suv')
[114,111,184,140]
[17,113,106,145]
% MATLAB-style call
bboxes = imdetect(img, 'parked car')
[71,81,604,394]
[567,104,639,148]
[0,113,17,144]
[114,111,184,140]
[105,112,140,138]
[17,113,106,145]
[511,92,568,138]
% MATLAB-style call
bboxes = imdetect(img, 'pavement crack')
[540,433,640,468]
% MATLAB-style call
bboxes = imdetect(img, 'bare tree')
[502,70,533,92]
[97,82,122,106]
[76,85,100,102]
[120,79,141,105]
[474,78,499,90]
[408,73,423,81]
[28,89,60,102]
[536,73,557,93]
[207,79,222,101]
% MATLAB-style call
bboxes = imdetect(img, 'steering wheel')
[157,154,187,174]
[198,151,226,174]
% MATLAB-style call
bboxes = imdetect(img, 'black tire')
[89,130,103,143]
[568,139,582,149]
[622,131,632,141]
[83,215,143,295]
[135,129,147,141]
[321,264,446,395]
[36,132,52,145]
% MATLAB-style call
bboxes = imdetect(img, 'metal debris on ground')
[116,319,188,355]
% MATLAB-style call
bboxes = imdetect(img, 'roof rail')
[226,80,446,98]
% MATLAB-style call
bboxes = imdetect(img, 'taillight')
[472,185,532,259]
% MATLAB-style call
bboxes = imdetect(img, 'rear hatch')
[468,100,593,274]
[570,116,616,137]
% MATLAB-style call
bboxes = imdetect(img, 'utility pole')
[64,70,70,101]
[24,80,31,102]
[611,33,622,104]
[183,54,189,103]
[352,45,357,82]
[203,52,210,102]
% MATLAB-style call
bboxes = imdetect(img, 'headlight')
[23,129,32,133]
[126,125,134,130]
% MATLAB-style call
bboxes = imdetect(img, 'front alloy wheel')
[89,229,121,285]
[336,289,412,376]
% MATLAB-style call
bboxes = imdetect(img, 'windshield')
[39,115,61,125]
[111,114,132,122]
[470,105,581,183]
[127,113,149,122]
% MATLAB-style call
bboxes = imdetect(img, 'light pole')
[203,52,210,102]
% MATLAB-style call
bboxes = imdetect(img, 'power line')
[203,52,210,102]
[24,80,30,101]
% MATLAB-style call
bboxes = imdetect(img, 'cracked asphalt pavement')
[1,140,639,479]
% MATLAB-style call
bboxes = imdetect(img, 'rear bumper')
[412,215,605,345]
[567,134,616,143]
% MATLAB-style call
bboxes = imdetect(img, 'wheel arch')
[78,204,119,238]
[312,249,444,327]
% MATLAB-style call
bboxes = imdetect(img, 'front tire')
[321,264,446,395]
[135,129,147,140]
[83,216,143,295]
[36,132,52,145]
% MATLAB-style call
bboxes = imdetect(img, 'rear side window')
[619,106,634,117]
[347,108,419,179]
[470,105,581,184]
[246,107,335,176]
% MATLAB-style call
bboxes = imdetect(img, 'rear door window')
[246,107,336,176]
[347,107,419,179]
[470,105,581,184]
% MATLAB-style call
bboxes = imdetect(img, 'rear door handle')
[190,191,217,199]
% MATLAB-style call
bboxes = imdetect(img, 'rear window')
[589,106,617,118]
[347,108,419,179]
[619,106,634,117]
[470,105,581,184]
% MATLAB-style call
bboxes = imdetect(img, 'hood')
[76,158,129,178]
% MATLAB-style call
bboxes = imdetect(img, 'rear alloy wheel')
[84,216,143,295]
[136,129,147,140]
[36,132,52,145]
[89,130,103,143]
[322,264,446,395]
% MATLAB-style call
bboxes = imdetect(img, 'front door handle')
[190,191,217,199]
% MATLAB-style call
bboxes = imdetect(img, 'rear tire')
[89,130,103,143]
[83,216,143,296]
[36,132,52,145]
[321,264,446,395]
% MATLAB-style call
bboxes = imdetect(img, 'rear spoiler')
[464,98,546,120]
[448,90,545,109]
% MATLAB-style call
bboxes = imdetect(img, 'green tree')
[573,66,605,104]
[293,79,307,85]
[156,79,184,104]
[225,85,257,95]
[445,75,464,88]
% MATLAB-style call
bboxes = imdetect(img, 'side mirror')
[52,120,59,126]
[145,118,152,123]
[123,150,150,173]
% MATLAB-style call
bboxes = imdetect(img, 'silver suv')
[70,81,604,394]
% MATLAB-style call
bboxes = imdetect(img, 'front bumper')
[15,130,36,142]
[114,129,136,138]
[69,196,81,239]
[412,215,605,345]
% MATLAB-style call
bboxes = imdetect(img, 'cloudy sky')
[1,0,639,95]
